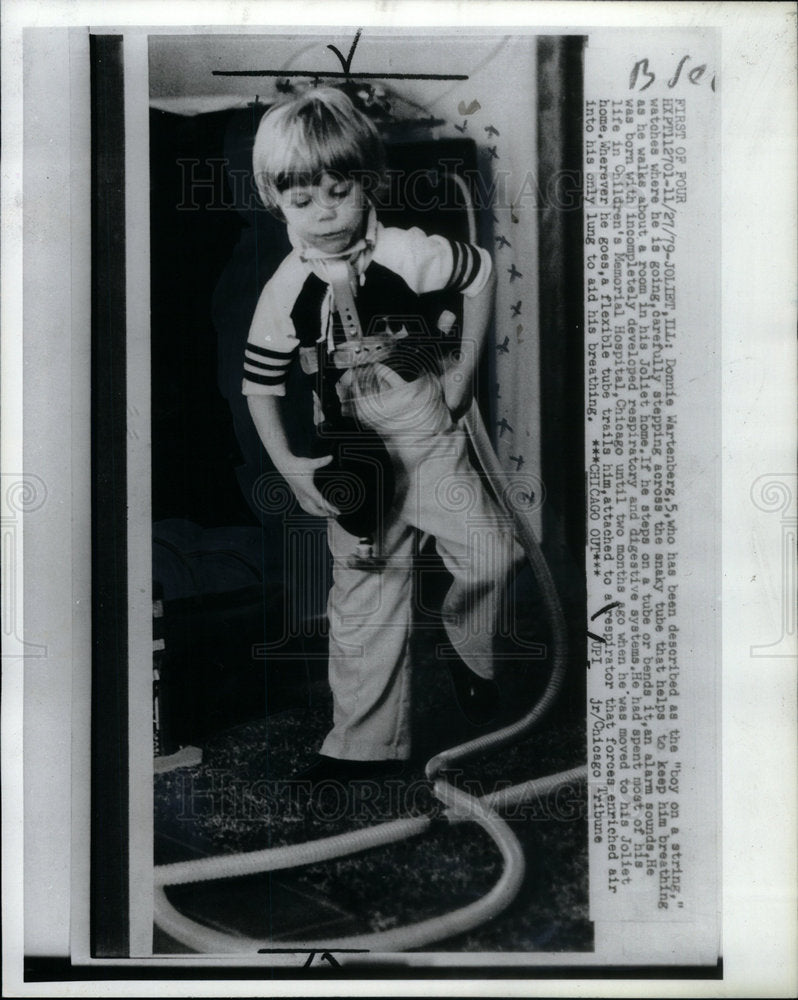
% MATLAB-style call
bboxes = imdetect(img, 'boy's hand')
[278,454,341,518]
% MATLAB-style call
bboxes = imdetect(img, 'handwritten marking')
[511,300,522,317]
[256,948,367,962]
[458,99,481,115]
[327,28,362,75]
[304,950,340,967]
[587,630,606,644]
[213,69,469,80]
[590,601,622,621]
[496,336,510,354]
[629,55,716,92]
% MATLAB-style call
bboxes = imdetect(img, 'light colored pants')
[320,368,522,761]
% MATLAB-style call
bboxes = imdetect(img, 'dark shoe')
[294,754,407,785]
[447,658,500,726]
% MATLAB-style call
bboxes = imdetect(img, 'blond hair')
[252,87,385,210]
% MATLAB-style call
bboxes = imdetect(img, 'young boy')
[243,88,521,779]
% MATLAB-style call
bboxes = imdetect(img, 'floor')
[153,580,592,956]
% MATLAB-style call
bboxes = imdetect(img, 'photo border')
[3,1,796,997]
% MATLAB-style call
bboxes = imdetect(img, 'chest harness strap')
[299,249,391,571]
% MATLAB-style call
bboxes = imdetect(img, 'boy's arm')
[442,262,497,421]
[247,395,340,518]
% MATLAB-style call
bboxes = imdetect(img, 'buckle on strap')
[331,335,401,369]
[300,335,402,374]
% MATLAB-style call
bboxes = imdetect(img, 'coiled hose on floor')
[154,780,528,954]
[152,408,585,953]
[152,174,587,954]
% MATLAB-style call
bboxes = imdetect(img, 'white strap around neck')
[315,257,363,343]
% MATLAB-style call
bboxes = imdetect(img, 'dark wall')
[150,108,264,529]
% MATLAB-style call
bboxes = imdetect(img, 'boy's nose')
[315,197,337,220]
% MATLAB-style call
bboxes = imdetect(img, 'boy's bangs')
[273,119,369,192]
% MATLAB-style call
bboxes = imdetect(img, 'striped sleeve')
[243,342,297,394]
[445,239,493,297]
[242,258,302,397]
[374,224,493,299]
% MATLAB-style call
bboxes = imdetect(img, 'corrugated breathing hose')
[426,171,571,781]
[152,473,583,955]
[425,404,570,782]
[152,172,587,954]
[154,780,527,954]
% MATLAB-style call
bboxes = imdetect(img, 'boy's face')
[278,173,367,255]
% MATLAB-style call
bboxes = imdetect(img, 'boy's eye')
[292,196,312,208]
[331,183,352,199]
